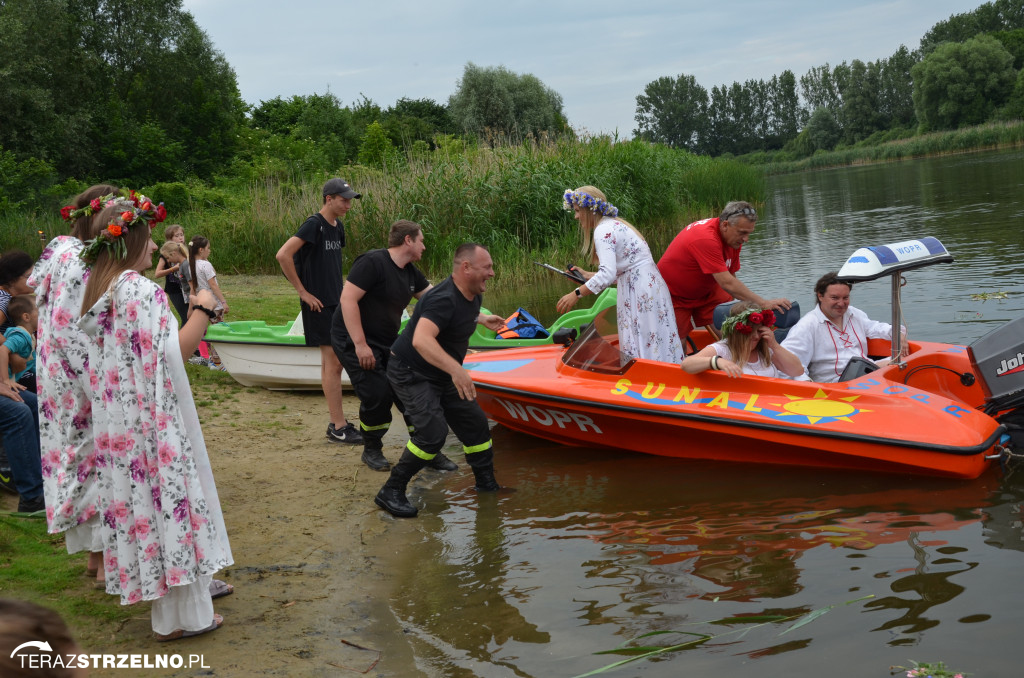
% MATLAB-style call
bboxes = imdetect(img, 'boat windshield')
[561,306,636,375]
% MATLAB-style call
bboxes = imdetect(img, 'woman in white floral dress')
[31,184,120,586]
[76,199,232,641]
[556,186,682,363]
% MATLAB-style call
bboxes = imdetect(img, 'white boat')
[204,313,351,390]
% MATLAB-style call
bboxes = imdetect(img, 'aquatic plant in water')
[892,660,966,678]
[572,595,874,677]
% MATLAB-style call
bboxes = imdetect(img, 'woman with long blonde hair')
[555,186,682,362]
[76,199,233,641]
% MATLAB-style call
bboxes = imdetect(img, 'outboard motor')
[968,315,1024,449]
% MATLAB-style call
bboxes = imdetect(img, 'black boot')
[465,448,500,492]
[359,427,389,471]
[374,449,428,517]
[425,451,458,472]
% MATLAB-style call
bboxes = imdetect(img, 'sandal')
[209,579,234,600]
[155,614,223,642]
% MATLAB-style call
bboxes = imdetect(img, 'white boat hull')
[207,341,351,391]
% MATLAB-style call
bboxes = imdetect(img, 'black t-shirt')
[158,255,182,293]
[295,213,345,305]
[332,249,430,350]
[391,276,480,383]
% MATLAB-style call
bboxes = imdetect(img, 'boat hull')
[465,338,1003,479]
[207,340,350,391]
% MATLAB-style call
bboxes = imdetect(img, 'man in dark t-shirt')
[374,244,505,518]
[276,178,363,445]
[331,220,436,472]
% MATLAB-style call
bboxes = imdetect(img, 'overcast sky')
[182,0,984,136]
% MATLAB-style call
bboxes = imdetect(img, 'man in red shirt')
[657,201,791,344]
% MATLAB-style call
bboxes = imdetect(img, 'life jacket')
[496,308,549,339]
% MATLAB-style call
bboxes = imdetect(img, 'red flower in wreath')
[60,205,74,221]
[89,198,102,211]
[735,321,753,334]
[762,309,776,326]
[749,312,764,325]
[120,210,134,222]
[106,223,123,237]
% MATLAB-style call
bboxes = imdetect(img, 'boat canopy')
[837,237,953,282]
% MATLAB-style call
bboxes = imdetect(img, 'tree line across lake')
[2,1,1022,241]
[634,0,1024,159]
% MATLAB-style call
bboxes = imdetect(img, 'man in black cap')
[276,178,364,444]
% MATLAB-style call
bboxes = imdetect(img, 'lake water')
[371,149,1024,677]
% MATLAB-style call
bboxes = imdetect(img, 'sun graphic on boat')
[775,389,871,424]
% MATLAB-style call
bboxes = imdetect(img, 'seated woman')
[781,271,903,382]
[681,302,805,379]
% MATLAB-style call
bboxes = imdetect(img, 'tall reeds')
[1,137,765,281]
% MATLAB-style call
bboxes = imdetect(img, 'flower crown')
[60,197,107,223]
[78,190,168,263]
[562,189,619,217]
[720,307,776,337]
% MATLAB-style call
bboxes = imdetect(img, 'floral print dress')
[585,217,683,363]
[78,271,232,604]
[30,236,101,537]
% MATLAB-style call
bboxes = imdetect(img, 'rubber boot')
[374,449,428,517]
[425,451,458,472]
[465,448,500,492]
[360,427,390,472]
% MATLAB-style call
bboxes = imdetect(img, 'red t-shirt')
[657,217,741,307]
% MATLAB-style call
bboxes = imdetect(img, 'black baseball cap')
[322,178,361,199]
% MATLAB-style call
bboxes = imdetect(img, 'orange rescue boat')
[466,238,1022,479]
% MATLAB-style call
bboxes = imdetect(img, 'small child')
[188,236,228,369]
[155,224,189,323]
[1,295,37,392]
[188,236,228,319]
[159,241,191,311]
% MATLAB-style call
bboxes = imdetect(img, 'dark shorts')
[301,304,336,346]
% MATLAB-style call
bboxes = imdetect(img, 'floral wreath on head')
[562,189,619,217]
[720,307,776,337]
[60,193,118,224]
[78,190,168,263]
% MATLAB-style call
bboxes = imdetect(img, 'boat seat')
[712,300,801,343]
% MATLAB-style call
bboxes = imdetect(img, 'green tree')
[840,59,882,143]
[769,70,801,148]
[998,67,1024,119]
[448,62,566,141]
[804,107,843,152]
[911,33,1017,130]
[991,27,1024,68]
[382,97,453,149]
[920,0,1024,54]
[877,45,919,129]
[634,74,708,151]
[799,64,844,125]
[357,121,402,169]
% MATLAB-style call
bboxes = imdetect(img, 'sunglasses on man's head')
[723,206,757,221]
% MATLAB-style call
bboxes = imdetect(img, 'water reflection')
[384,151,1024,676]
[375,424,1024,677]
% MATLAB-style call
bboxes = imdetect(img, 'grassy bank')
[753,120,1024,174]
[0,137,764,282]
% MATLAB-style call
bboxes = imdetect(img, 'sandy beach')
[5,384,435,677]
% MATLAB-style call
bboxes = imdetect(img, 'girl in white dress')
[555,186,682,363]
[77,200,233,641]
